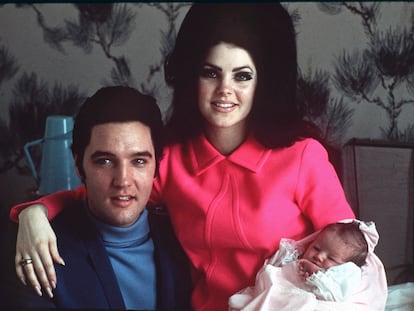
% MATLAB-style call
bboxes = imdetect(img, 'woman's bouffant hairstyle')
[71,86,164,180]
[322,222,369,267]
[164,3,320,148]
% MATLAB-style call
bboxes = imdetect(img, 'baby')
[229,219,379,310]
[296,221,368,299]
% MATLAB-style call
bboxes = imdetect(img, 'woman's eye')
[235,71,253,81]
[200,68,218,79]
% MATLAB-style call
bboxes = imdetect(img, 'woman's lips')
[212,101,237,112]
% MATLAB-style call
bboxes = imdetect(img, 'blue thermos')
[24,115,81,195]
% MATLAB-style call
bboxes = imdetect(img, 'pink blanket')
[229,219,388,311]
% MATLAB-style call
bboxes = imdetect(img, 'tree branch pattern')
[1,2,413,178]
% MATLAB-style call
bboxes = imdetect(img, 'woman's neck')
[204,124,249,155]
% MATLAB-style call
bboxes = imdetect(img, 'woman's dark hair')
[164,3,320,148]
[72,86,164,180]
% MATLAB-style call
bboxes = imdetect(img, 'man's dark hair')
[71,86,164,179]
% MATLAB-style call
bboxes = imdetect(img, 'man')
[3,86,191,310]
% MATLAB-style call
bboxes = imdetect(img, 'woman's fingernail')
[35,286,42,297]
[46,287,54,298]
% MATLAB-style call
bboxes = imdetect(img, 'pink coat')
[149,135,355,311]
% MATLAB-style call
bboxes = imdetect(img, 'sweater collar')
[189,133,270,176]
[87,205,151,247]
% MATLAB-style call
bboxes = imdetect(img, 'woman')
[11,3,385,310]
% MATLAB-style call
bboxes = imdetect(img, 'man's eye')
[95,158,111,165]
[200,68,218,79]
[235,71,253,81]
[134,158,146,165]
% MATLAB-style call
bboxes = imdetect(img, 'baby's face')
[302,231,354,270]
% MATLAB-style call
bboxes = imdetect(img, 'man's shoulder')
[51,202,94,239]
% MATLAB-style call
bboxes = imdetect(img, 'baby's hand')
[297,259,321,280]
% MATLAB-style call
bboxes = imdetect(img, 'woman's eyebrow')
[203,62,254,72]
[232,66,254,72]
[203,62,222,71]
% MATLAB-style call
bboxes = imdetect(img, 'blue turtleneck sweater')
[90,208,157,310]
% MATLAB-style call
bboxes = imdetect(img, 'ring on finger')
[20,258,33,267]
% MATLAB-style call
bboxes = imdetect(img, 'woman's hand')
[15,204,65,298]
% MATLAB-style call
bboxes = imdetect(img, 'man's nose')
[113,163,131,187]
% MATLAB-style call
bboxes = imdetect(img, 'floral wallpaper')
[1,2,413,211]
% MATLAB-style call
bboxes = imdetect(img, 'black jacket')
[2,204,192,311]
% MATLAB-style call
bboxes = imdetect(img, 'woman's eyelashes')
[235,71,254,81]
[199,67,254,81]
[199,67,218,79]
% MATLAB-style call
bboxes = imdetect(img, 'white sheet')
[385,282,414,311]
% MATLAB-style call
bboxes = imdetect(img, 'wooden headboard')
[341,139,414,285]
